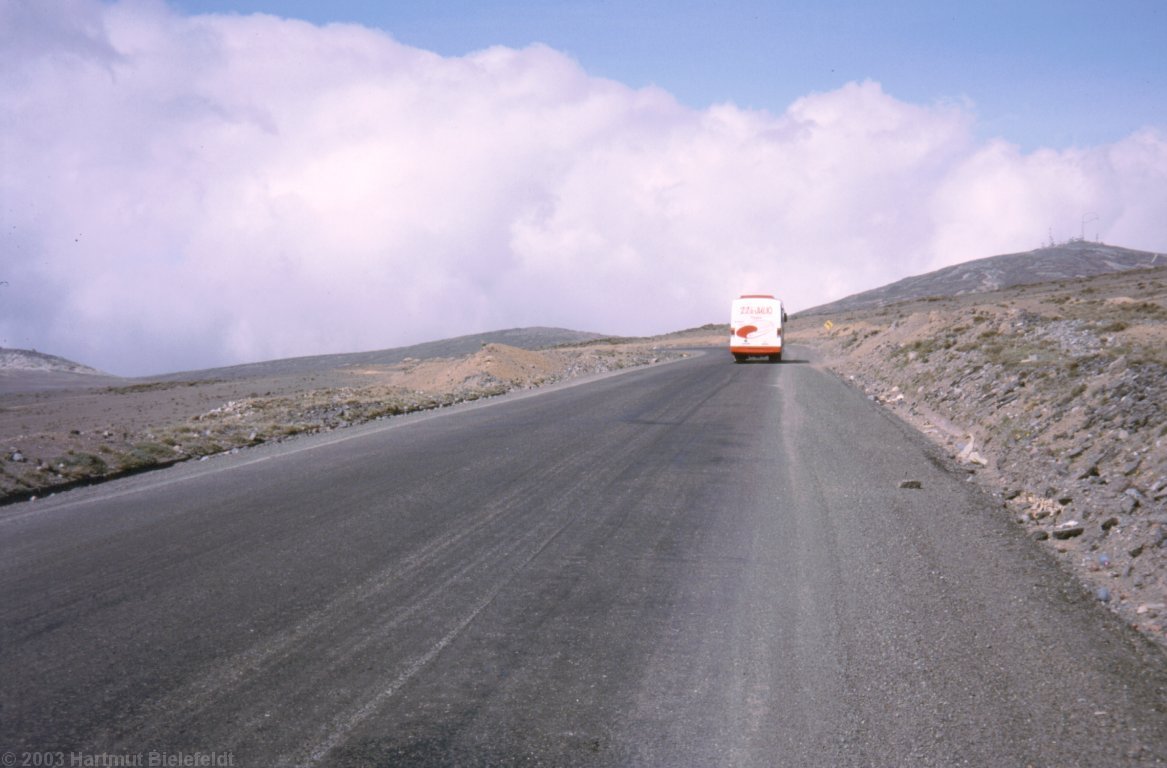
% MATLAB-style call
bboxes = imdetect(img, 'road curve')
[2,348,1165,767]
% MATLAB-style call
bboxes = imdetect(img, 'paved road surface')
[2,348,1166,766]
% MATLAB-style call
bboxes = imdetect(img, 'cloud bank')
[3,1,1165,375]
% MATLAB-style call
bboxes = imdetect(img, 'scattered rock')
[1052,521,1085,540]
[1124,487,1148,508]
[958,435,989,466]
[1024,494,1060,521]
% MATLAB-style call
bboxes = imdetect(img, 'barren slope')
[0,331,721,504]
[803,240,1164,316]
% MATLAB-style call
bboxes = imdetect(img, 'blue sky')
[171,0,1167,151]
[3,0,1165,374]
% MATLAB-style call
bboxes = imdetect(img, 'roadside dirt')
[789,265,1167,650]
[0,331,720,505]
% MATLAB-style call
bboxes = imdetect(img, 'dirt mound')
[390,343,567,393]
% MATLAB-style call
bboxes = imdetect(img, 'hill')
[151,327,610,382]
[0,348,120,394]
[0,348,105,375]
[799,241,1164,317]
[0,328,610,392]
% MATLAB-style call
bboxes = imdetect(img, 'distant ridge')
[0,348,105,375]
[0,348,119,394]
[799,241,1164,316]
[153,327,608,381]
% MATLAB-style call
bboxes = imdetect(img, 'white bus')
[730,294,786,363]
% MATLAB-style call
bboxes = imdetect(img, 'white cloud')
[925,133,1167,269]
[2,1,1165,375]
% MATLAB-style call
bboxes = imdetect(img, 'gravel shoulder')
[789,265,1167,650]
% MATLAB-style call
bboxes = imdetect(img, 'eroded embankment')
[790,269,1167,648]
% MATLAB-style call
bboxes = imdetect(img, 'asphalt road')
[2,348,1166,767]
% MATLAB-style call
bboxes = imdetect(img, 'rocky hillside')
[803,241,1164,316]
[790,264,1167,649]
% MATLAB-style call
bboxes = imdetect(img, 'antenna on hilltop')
[1081,212,1098,242]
